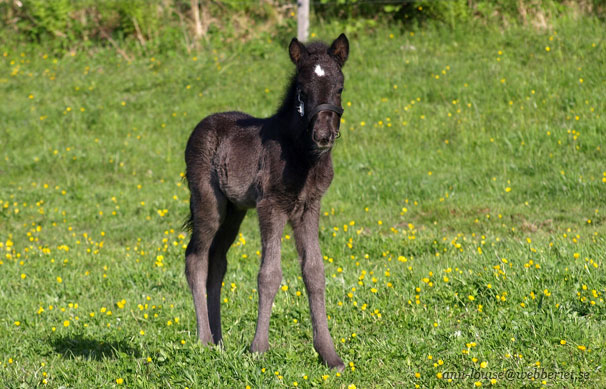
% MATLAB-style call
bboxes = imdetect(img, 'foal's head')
[289,34,349,151]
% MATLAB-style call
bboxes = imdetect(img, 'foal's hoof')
[250,340,270,354]
[198,335,214,346]
[323,355,345,372]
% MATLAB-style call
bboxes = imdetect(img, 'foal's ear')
[329,33,349,67]
[289,38,308,67]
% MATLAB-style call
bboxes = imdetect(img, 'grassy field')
[1,17,606,388]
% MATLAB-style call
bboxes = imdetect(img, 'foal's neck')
[271,77,321,158]
[273,77,302,127]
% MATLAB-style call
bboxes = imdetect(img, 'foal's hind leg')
[185,186,226,345]
[206,205,247,345]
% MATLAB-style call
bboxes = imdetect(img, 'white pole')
[192,0,203,39]
[297,0,309,42]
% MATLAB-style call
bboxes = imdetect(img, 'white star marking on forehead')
[314,64,325,77]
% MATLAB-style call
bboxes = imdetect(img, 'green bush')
[16,0,73,41]
[0,0,603,53]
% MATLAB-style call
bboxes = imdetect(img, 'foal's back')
[185,110,266,210]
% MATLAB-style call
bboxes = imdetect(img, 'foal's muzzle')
[311,110,342,149]
[309,105,344,149]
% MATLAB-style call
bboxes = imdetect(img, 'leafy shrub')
[0,0,603,53]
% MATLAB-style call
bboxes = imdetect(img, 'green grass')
[1,17,606,388]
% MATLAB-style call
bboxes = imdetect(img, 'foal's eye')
[337,88,343,95]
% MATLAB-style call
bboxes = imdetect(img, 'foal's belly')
[221,176,257,209]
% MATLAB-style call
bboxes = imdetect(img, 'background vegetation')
[1,0,605,54]
[1,1,606,388]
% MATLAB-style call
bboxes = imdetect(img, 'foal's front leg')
[250,204,287,353]
[292,207,344,371]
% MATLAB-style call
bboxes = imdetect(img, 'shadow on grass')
[50,334,141,360]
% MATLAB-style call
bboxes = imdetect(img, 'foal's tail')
[183,210,194,233]
[182,173,194,233]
